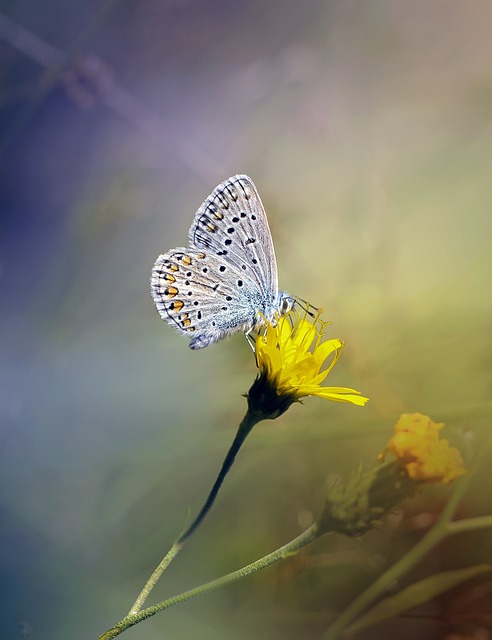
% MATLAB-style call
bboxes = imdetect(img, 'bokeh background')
[1,1,491,639]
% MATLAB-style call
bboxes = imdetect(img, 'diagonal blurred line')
[0,13,65,66]
[0,14,67,155]
[0,11,224,180]
[0,0,124,154]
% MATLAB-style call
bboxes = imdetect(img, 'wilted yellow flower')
[253,309,368,409]
[384,413,466,485]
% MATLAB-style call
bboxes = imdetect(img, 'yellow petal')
[302,386,369,406]
[292,318,317,352]
[386,413,466,485]
[254,309,369,408]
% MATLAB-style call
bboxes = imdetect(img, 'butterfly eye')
[281,296,293,314]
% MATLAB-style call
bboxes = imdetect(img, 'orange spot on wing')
[172,300,184,312]
[165,286,178,298]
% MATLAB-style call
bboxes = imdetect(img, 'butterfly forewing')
[187,175,278,302]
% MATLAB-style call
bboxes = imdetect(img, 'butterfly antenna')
[292,295,319,318]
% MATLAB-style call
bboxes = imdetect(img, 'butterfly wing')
[187,175,279,304]
[151,247,265,349]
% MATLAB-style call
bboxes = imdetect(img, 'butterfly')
[150,174,293,349]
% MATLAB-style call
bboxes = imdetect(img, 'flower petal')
[385,413,466,485]
[254,309,369,407]
[302,385,369,406]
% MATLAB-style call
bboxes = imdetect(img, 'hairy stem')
[126,408,260,615]
[99,523,320,640]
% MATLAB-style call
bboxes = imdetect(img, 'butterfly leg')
[245,328,256,353]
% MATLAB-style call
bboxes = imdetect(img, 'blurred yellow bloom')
[385,413,466,484]
[320,413,466,537]
[254,310,368,406]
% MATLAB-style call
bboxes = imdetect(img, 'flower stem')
[446,514,492,535]
[99,523,320,640]
[124,408,261,617]
[128,542,182,615]
[322,518,444,639]
[322,437,492,639]
[178,409,260,543]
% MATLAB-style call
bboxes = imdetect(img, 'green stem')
[99,523,320,640]
[323,437,492,640]
[126,408,260,615]
[178,409,260,543]
[446,514,492,535]
[322,519,444,640]
[128,542,182,615]
[325,513,492,640]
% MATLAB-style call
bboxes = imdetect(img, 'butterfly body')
[151,175,292,349]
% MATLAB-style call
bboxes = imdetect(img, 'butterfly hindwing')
[151,247,265,349]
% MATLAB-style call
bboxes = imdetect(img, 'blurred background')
[1,1,491,638]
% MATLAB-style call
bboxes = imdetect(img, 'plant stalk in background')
[99,413,478,640]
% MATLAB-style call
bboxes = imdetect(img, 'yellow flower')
[384,413,466,485]
[253,309,368,408]
[320,413,467,536]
